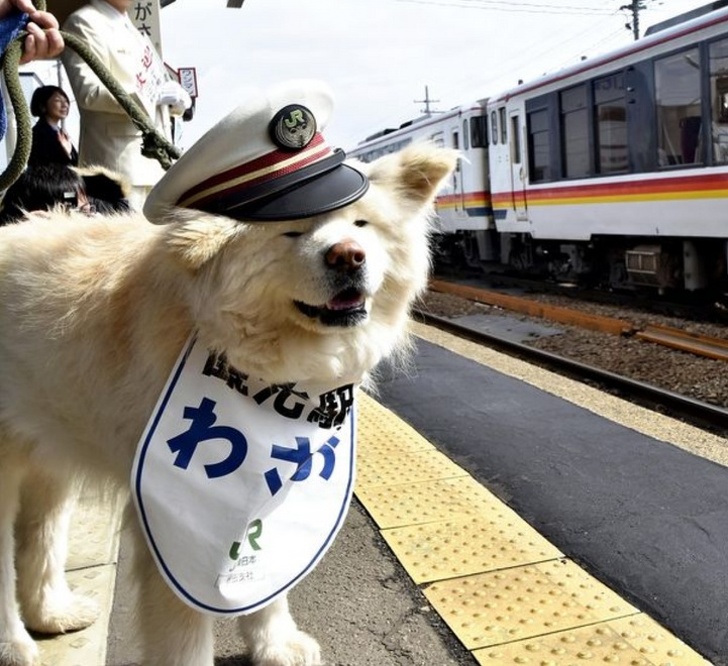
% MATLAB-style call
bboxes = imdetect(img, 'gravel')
[417,290,728,410]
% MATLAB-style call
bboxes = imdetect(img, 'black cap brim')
[194,150,369,222]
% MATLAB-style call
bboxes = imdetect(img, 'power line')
[395,0,615,15]
[429,0,611,8]
[412,2,626,117]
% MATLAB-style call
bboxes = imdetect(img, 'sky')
[27,0,720,153]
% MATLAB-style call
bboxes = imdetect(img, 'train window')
[499,107,507,144]
[491,110,498,144]
[462,120,469,150]
[451,131,461,171]
[594,72,627,174]
[470,116,487,148]
[431,131,445,148]
[510,115,521,164]
[560,85,590,178]
[527,109,551,182]
[710,39,728,164]
[655,48,702,167]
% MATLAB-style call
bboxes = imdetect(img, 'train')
[350,2,728,296]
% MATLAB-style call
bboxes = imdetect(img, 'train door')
[508,109,528,220]
[428,129,457,233]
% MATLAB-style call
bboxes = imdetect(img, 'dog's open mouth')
[295,287,368,326]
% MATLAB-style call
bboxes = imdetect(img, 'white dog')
[0,113,457,666]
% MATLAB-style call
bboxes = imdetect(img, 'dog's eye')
[354,220,368,228]
[282,231,303,238]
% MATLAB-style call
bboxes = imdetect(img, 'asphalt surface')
[375,337,728,665]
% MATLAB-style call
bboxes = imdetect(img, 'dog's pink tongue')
[327,292,364,311]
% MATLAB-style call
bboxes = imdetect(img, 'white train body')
[350,104,496,264]
[352,4,728,292]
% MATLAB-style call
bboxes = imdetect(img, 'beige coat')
[61,0,172,191]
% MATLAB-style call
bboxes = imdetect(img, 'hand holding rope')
[0,0,182,191]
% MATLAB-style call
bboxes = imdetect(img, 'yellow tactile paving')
[608,615,711,665]
[355,391,713,665]
[472,615,711,665]
[381,516,562,584]
[423,560,639,649]
[357,447,469,489]
[356,475,519,529]
[37,495,121,666]
[358,395,437,456]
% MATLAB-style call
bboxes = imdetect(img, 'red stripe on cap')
[183,143,333,211]
[178,133,329,207]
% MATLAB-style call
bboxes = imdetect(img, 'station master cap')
[143,80,368,223]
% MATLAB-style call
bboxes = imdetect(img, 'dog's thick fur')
[0,143,457,666]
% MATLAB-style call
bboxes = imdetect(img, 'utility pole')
[620,0,647,40]
[414,86,440,116]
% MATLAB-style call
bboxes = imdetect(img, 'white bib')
[131,336,356,616]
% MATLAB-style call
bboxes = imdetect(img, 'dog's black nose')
[325,240,366,272]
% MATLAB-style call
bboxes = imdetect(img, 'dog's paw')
[0,633,39,666]
[22,593,99,635]
[250,630,322,666]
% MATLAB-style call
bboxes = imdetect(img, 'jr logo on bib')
[131,336,356,616]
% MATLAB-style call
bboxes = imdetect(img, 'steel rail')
[637,324,728,361]
[413,309,728,433]
[429,278,728,362]
[429,279,634,335]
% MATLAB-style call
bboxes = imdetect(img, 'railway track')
[429,279,728,362]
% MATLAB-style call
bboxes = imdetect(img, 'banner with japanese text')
[128,0,163,56]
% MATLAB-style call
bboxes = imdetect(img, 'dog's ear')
[364,142,459,204]
[162,212,241,271]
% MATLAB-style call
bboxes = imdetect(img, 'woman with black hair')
[28,85,79,167]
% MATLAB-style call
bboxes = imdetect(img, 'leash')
[0,0,181,191]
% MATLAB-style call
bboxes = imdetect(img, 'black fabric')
[28,120,78,168]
